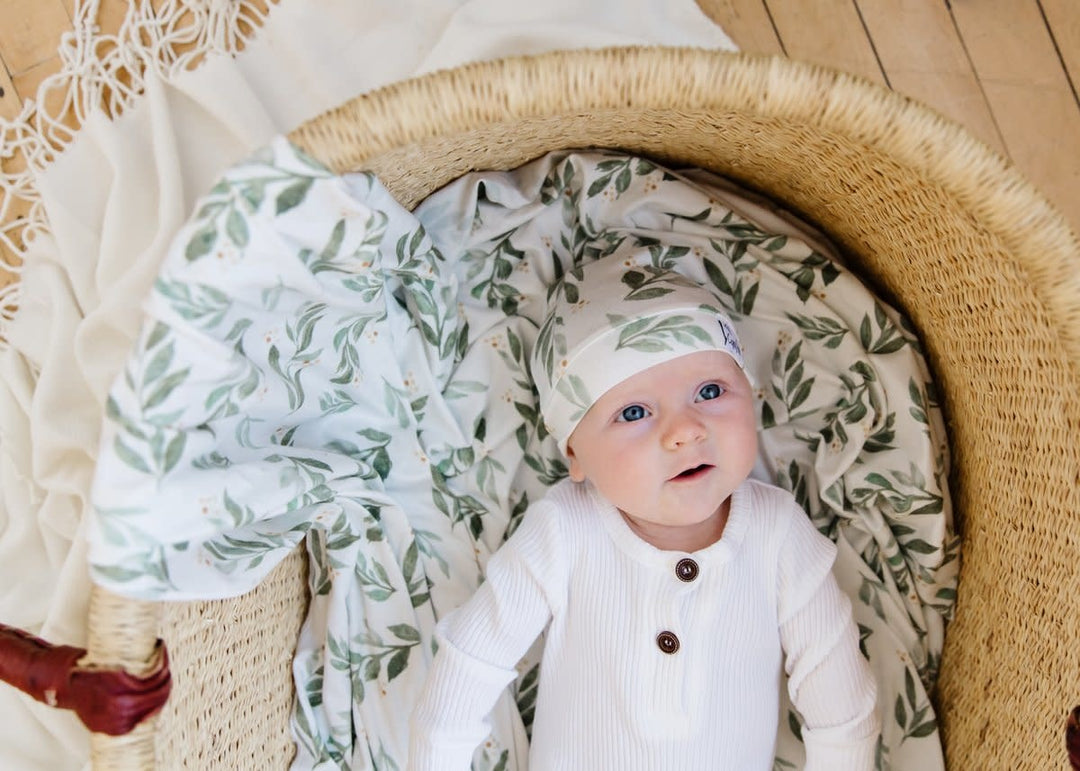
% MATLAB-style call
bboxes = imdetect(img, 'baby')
[409,256,880,770]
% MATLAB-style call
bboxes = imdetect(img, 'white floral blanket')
[88,138,959,770]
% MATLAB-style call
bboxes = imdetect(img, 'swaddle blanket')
[88,138,958,770]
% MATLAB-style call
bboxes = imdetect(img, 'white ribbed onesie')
[409,477,879,770]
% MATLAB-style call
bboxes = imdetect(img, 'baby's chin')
[616,502,731,551]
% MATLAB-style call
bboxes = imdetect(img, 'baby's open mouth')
[672,464,713,481]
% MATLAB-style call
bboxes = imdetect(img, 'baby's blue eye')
[618,404,649,422]
[697,383,724,401]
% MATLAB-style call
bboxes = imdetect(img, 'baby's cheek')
[610,447,653,489]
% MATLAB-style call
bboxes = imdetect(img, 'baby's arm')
[778,510,880,771]
[409,505,564,771]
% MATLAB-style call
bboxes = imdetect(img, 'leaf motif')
[789,380,814,411]
[909,719,939,738]
[114,436,152,474]
[762,235,788,251]
[622,270,645,290]
[626,287,673,301]
[225,208,249,247]
[185,224,217,261]
[844,400,868,423]
[761,401,776,429]
[586,174,612,197]
[196,200,226,220]
[787,710,803,742]
[222,490,246,526]
[144,368,191,410]
[910,500,944,516]
[387,648,409,681]
[903,538,939,554]
[786,361,805,395]
[785,342,801,372]
[388,624,421,643]
[143,341,175,385]
[858,315,873,350]
[634,158,657,175]
[402,541,419,581]
[908,379,926,407]
[594,159,624,172]
[224,318,252,345]
[240,180,266,211]
[681,207,713,222]
[262,282,285,311]
[410,226,425,256]
[320,219,346,263]
[92,563,150,583]
[145,322,170,351]
[566,374,591,408]
[274,178,314,215]
[876,336,907,355]
[162,433,186,474]
[411,289,437,317]
[739,281,760,315]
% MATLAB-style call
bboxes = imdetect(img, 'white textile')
[85,142,954,769]
[411,477,879,771]
[0,1,734,768]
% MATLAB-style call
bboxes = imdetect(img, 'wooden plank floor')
[700,0,1080,236]
[0,0,1078,237]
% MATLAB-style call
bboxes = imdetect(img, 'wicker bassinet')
[84,48,1080,770]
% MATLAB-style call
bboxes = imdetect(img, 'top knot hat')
[530,255,745,454]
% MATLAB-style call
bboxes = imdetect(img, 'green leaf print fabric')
[88,138,958,771]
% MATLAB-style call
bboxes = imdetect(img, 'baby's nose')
[662,412,706,449]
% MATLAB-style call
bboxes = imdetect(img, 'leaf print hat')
[531,255,745,454]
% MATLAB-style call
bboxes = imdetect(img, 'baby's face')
[566,350,758,542]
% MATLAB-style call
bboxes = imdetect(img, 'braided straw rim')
[88,47,1080,770]
[290,47,1079,373]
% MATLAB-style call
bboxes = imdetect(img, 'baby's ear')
[565,444,587,483]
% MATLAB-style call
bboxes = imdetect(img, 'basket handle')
[0,622,170,735]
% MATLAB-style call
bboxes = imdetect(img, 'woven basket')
[84,47,1080,770]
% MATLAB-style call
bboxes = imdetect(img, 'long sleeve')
[778,509,880,771]
[409,503,566,771]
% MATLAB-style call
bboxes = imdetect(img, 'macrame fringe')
[0,0,277,350]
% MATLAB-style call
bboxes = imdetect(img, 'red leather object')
[0,623,170,735]
[1069,705,1080,771]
